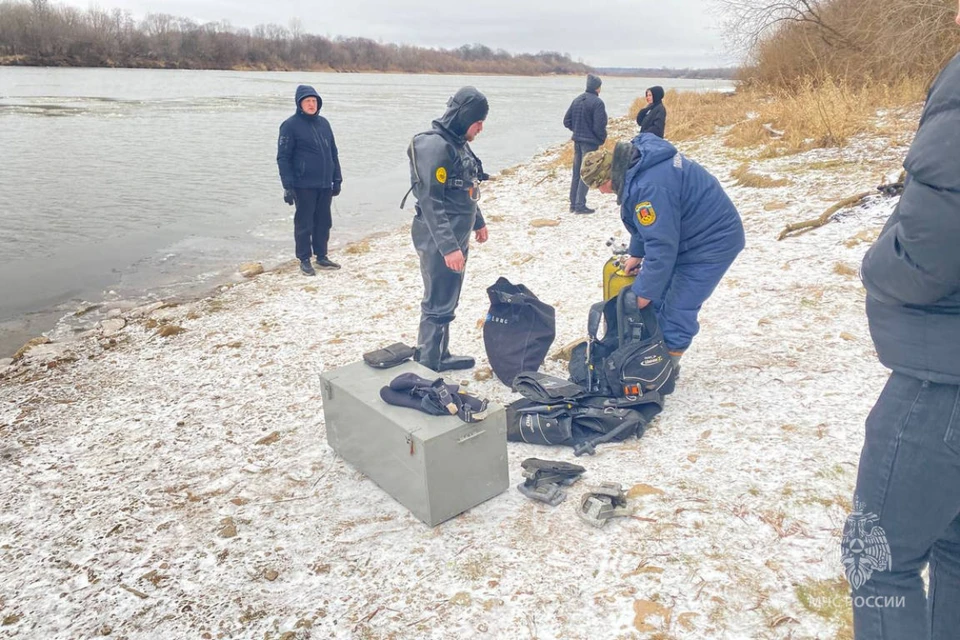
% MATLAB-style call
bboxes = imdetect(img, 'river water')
[0,68,729,356]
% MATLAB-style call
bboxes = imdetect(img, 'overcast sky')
[58,0,737,68]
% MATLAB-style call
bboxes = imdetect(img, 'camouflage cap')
[580,149,613,189]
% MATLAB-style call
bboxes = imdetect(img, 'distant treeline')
[0,0,593,75]
[596,67,737,80]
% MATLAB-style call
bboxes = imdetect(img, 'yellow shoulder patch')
[635,201,657,227]
[435,167,447,184]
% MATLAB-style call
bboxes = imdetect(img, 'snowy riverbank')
[0,112,914,639]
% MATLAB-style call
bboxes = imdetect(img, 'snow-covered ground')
[0,112,916,639]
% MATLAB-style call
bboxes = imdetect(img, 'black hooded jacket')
[406,87,489,256]
[861,53,960,384]
[277,84,343,190]
[563,74,608,146]
[635,86,666,138]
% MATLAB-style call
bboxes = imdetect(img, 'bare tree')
[715,0,853,50]
[716,0,960,86]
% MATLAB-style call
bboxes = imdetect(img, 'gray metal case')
[320,360,509,526]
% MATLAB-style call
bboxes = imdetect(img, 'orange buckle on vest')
[623,384,641,396]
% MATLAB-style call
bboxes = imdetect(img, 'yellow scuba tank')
[603,256,636,301]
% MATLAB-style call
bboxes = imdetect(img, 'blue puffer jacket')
[277,84,342,190]
[862,53,960,384]
[619,133,745,301]
[563,74,607,147]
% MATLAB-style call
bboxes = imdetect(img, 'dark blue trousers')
[651,258,736,351]
[847,372,960,639]
[570,141,598,211]
[293,188,333,261]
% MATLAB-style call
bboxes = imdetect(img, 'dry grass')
[344,240,371,255]
[630,90,745,143]
[631,76,927,158]
[724,119,775,148]
[731,163,791,189]
[556,142,574,168]
[833,262,859,277]
[795,577,854,640]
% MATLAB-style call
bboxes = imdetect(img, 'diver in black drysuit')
[406,86,490,371]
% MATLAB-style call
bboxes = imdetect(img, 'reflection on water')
[0,68,730,356]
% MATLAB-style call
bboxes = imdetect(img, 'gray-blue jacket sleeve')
[861,102,960,305]
[628,186,681,301]
[474,209,486,231]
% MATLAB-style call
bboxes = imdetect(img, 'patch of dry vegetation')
[731,163,790,188]
[729,0,960,89]
[795,577,854,640]
[627,76,925,158]
[629,90,746,143]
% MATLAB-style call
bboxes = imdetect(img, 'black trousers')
[293,188,333,261]
[411,213,474,368]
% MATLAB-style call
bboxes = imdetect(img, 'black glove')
[332,182,342,197]
[283,189,296,205]
[476,158,490,182]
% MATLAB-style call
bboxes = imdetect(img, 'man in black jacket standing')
[843,8,960,636]
[277,84,343,276]
[563,74,607,214]
[406,87,490,372]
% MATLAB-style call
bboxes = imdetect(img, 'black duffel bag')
[483,277,556,385]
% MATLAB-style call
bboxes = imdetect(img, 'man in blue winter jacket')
[277,84,343,276]
[580,134,744,369]
[563,74,607,214]
[841,7,960,637]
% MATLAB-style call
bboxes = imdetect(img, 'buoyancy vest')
[569,288,675,398]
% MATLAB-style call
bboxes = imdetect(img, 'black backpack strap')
[399,185,414,210]
[587,300,606,340]
[400,137,419,209]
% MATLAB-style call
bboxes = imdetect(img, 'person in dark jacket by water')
[406,87,490,372]
[580,134,744,371]
[277,84,343,276]
[635,86,666,138]
[563,74,607,214]
[841,12,960,636]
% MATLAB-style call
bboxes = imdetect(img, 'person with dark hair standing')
[406,87,490,372]
[563,74,607,214]
[277,84,343,276]
[635,86,666,138]
[842,7,960,636]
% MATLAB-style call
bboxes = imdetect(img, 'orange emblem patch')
[635,201,657,227]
